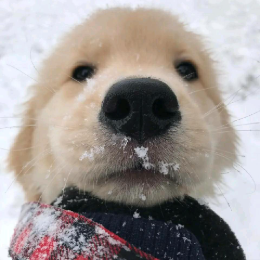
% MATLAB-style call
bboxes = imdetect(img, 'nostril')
[105,98,131,120]
[152,98,176,120]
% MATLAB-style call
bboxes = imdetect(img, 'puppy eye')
[176,61,198,81]
[72,66,95,81]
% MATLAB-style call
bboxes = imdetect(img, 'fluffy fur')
[8,8,237,206]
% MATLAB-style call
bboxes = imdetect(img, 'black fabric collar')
[52,187,245,260]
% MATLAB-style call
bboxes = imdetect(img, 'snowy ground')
[0,0,260,259]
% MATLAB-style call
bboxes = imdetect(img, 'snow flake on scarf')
[9,203,158,260]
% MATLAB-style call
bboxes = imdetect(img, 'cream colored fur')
[8,8,237,206]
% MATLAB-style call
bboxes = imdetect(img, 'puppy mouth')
[99,163,177,186]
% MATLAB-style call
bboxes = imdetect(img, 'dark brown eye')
[176,61,198,81]
[72,66,95,81]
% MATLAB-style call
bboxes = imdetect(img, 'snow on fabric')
[9,203,158,260]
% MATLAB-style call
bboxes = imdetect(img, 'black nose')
[99,78,181,143]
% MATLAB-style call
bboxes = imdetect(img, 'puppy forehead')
[67,8,195,60]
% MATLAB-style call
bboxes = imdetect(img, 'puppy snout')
[100,77,181,143]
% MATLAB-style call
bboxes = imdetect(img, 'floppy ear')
[7,96,40,201]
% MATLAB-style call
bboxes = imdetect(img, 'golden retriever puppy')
[8,8,237,206]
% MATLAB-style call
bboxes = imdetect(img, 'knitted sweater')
[51,187,245,260]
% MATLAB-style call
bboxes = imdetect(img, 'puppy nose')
[100,78,181,143]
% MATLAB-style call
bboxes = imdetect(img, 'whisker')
[68,76,86,86]
[227,87,260,107]
[30,46,39,74]
[211,129,260,134]
[36,159,69,204]
[184,127,260,134]
[231,109,260,124]
[211,151,256,194]
[6,64,56,94]
[0,124,76,130]
[212,122,260,132]
[0,125,37,130]
[203,86,244,119]
[225,122,260,128]
[188,86,219,95]
[215,183,232,212]
[62,168,73,196]
[5,146,52,193]
[0,144,43,151]
[212,147,245,158]
[0,116,41,121]
[232,122,260,127]
[7,64,38,83]
[215,109,260,132]
[5,138,65,193]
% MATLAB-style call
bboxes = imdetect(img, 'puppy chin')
[76,173,187,206]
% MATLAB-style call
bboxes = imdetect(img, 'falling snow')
[0,1,260,259]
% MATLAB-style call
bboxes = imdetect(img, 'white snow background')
[0,0,260,259]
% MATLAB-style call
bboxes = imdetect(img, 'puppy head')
[9,8,237,205]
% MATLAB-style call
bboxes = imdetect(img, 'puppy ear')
[7,96,40,201]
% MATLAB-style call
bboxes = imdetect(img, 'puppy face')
[9,8,237,205]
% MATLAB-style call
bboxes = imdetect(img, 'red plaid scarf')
[9,203,158,260]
